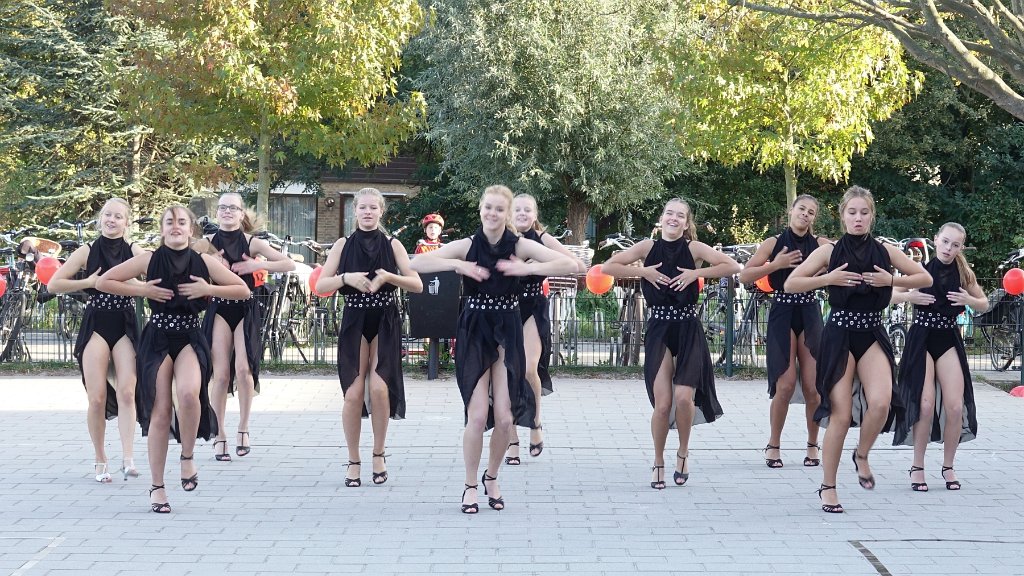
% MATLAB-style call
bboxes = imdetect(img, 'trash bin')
[408,271,461,339]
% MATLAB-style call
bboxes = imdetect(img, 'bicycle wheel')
[0,293,27,361]
[701,292,727,364]
[56,295,85,340]
[626,293,644,366]
[616,293,634,366]
[888,324,908,359]
[985,323,1018,371]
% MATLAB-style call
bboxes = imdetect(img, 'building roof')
[324,155,421,186]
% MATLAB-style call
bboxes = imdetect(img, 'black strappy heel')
[149,485,170,514]
[504,442,521,466]
[674,452,689,486]
[764,444,783,468]
[817,484,844,513]
[372,452,388,485]
[803,442,821,467]
[529,424,544,457]
[235,431,250,457]
[461,484,479,514]
[213,439,231,462]
[852,449,875,490]
[650,465,666,490]
[942,466,961,490]
[482,471,504,510]
[909,465,928,492]
[179,454,198,492]
[345,461,361,487]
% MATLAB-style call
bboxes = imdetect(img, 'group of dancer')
[50,183,985,515]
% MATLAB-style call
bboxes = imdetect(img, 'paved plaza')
[1,371,1023,575]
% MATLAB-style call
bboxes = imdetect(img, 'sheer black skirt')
[643,317,723,427]
[765,301,822,399]
[813,323,897,430]
[74,306,139,420]
[893,326,977,445]
[202,297,262,396]
[337,304,406,419]
[136,324,217,442]
[520,294,553,396]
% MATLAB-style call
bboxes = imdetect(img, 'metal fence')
[4,279,1022,382]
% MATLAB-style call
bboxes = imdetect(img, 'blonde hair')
[790,194,819,236]
[159,205,200,246]
[663,197,698,241]
[938,222,977,288]
[95,197,133,236]
[219,192,264,234]
[838,185,875,233]
[481,185,517,234]
[353,187,389,234]
[513,193,546,233]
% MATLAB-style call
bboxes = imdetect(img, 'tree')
[410,0,687,241]
[733,0,1024,121]
[110,0,427,217]
[0,0,221,226]
[661,0,920,206]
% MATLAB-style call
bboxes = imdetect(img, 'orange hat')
[421,213,444,228]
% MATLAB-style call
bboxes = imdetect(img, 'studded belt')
[828,309,883,330]
[649,304,698,321]
[87,293,133,311]
[212,295,253,306]
[466,293,519,311]
[913,309,957,330]
[521,281,544,299]
[149,312,200,332]
[773,291,817,305]
[344,291,396,309]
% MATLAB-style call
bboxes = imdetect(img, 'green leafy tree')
[662,0,921,206]
[411,0,687,241]
[111,0,427,217]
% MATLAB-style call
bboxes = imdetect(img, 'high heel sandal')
[345,461,361,487]
[482,471,504,510]
[851,449,875,490]
[763,444,783,468]
[941,466,961,490]
[149,485,170,514]
[179,454,198,492]
[235,431,250,457]
[461,484,479,514]
[504,442,521,466]
[817,484,844,513]
[803,443,821,467]
[372,452,388,485]
[94,462,112,483]
[650,465,666,490]
[674,452,689,486]
[529,424,544,457]
[119,459,139,481]
[909,465,928,492]
[213,439,231,462]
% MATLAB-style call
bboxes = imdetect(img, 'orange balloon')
[253,269,267,287]
[755,275,773,293]
[0,276,6,298]
[1003,267,1024,296]
[36,256,61,285]
[586,265,614,295]
[542,278,550,297]
[309,265,336,298]
[698,277,705,292]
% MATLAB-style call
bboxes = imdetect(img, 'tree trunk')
[129,132,142,192]
[256,116,272,219]
[784,161,797,207]
[565,185,589,246]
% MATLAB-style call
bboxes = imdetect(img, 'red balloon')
[542,278,550,297]
[586,265,614,295]
[36,256,61,285]
[1011,386,1024,398]
[309,265,336,298]
[697,277,705,292]
[755,275,773,293]
[0,276,6,298]
[1003,267,1024,296]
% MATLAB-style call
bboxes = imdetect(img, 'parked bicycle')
[976,247,1024,371]
[600,232,647,366]
[0,227,51,361]
[258,231,313,362]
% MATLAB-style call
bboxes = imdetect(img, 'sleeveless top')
[337,228,398,297]
[827,233,892,311]
[767,227,817,293]
[917,258,964,319]
[84,235,134,297]
[641,237,698,307]
[211,228,254,290]
[520,229,546,291]
[463,228,520,297]
[145,245,211,315]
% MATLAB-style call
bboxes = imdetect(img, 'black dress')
[336,229,405,419]
[74,235,139,420]
[814,233,896,429]
[518,229,553,396]
[764,228,823,398]
[455,228,535,430]
[136,245,218,442]
[201,229,262,396]
[642,238,723,426]
[893,258,977,445]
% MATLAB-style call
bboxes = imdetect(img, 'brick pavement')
[1,373,1023,575]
